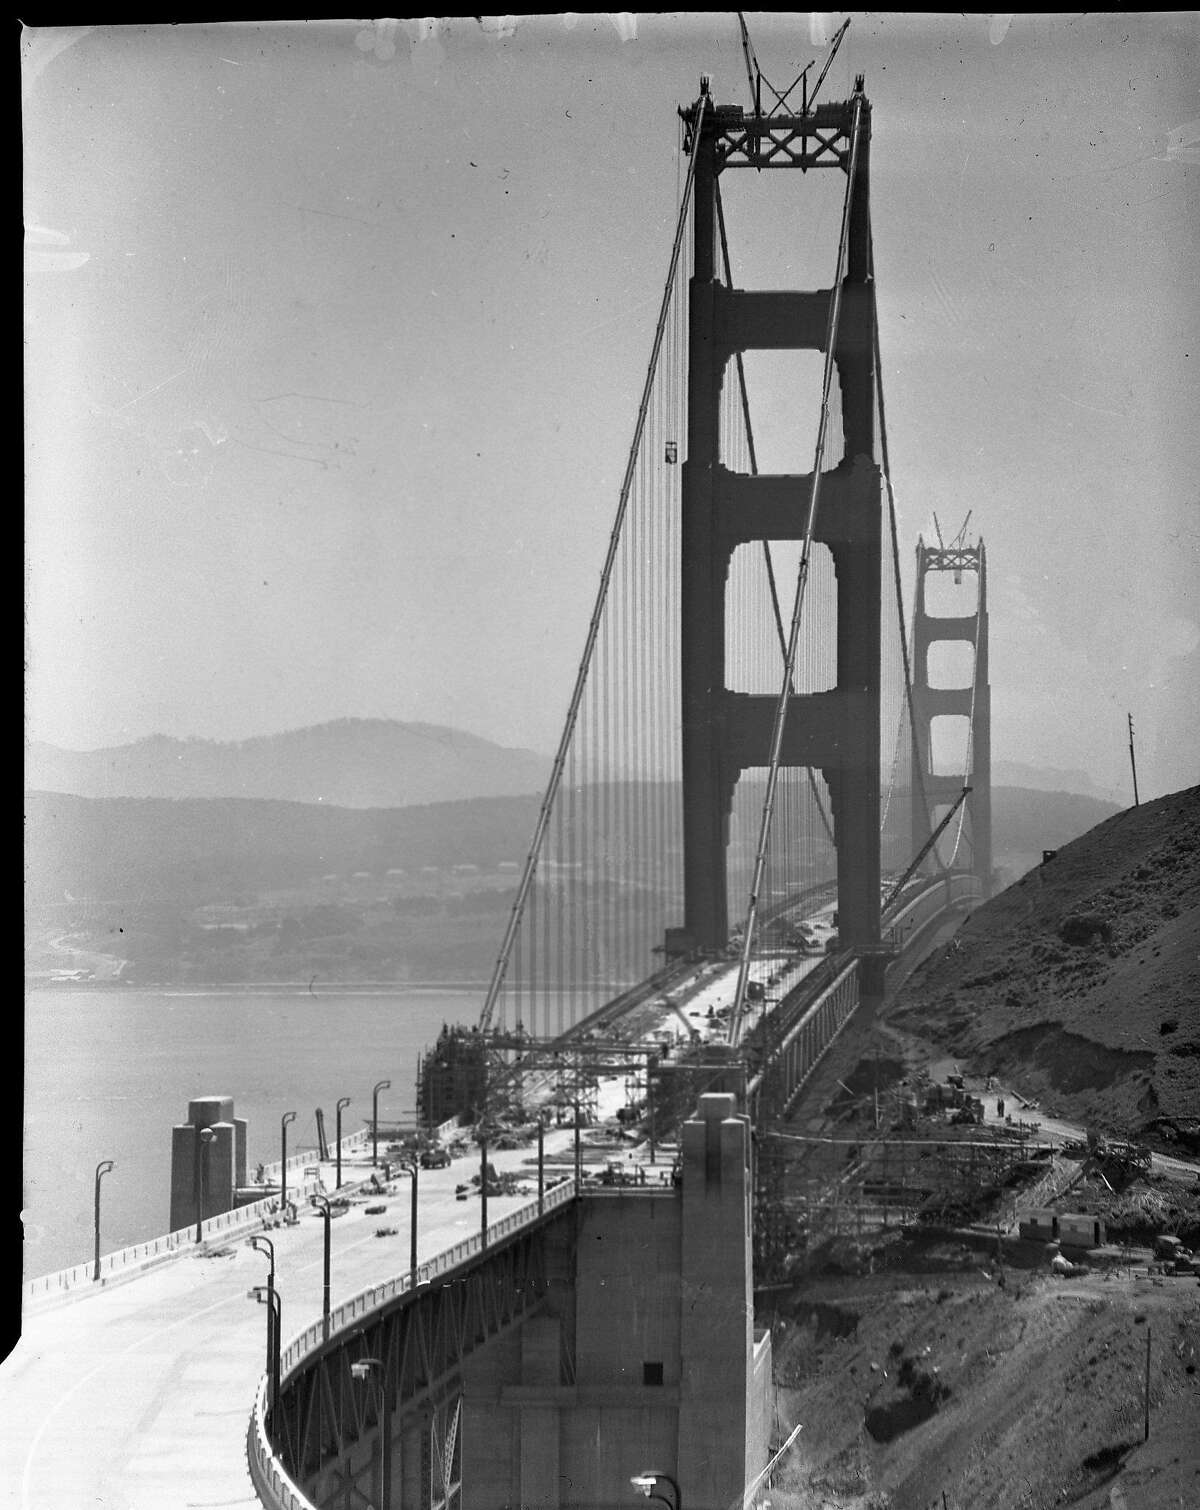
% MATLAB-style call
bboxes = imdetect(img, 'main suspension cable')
[728,93,864,1048]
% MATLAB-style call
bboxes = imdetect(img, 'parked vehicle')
[420,1146,451,1169]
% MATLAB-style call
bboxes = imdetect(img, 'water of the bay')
[22,986,482,1281]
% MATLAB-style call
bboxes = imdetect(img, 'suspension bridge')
[255,57,993,1510]
[11,52,995,1510]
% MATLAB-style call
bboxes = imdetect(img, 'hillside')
[887,784,1200,1143]
[988,785,1119,887]
[25,783,1115,907]
[24,718,550,809]
[24,790,541,905]
[991,758,1105,796]
[767,1259,1199,1510]
[759,785,1200,1510]
[25,780,1124,986]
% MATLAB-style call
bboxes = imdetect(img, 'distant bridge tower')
[910,537,992,895]
[678,80,881,953]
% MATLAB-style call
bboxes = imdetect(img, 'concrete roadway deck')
[1,936,819,1510]
[0,1132,583,1510]
[1,899,960,1510]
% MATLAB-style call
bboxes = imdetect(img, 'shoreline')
[26,978,632,996]
[26,979,493,996]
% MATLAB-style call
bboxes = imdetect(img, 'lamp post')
[403,1158,419,1284]
[350,1356,391,1509]
[249,1235,279,1414]
[280,1110,297,1213]
[371,1080,391,1167]
[311,1195,332,1341]
[194,1125,216,1243]
[479,1134,489,1247]
[630,1471,681,1510]
[335,1095,352,1188]
[93,1159,114,1281]
[647,1052,657,1164]
[537,1115,545,1214]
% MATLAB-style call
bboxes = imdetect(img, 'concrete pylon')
[677,1093,772,1505]
[168,1095,248,1233]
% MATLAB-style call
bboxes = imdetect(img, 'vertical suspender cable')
[728,96,863,1048]
[478,96,708,1033]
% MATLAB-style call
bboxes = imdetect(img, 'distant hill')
[24,790,542,905]
[25,783,1118,909]
[25,781,1127,988]
[887,784,1200,1142]
[24,719,551,809]
[989,785,1120,887]
[991,759,1104,796]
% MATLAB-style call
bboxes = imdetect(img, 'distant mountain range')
[24,784,1120,912]
[26,721,1112,812]
[24,719,552,809]
[990,759,1105,797]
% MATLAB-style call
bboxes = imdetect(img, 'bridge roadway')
[4,885,971,1510]
[2,927,836,1510]
[0,1132,589,1510]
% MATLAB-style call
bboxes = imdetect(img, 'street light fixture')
[350,1355,391,1508]
[248,1235,280,1416]
[93,1159,114,1281]
[371,1080,391,1167]
[311,1194,333,1341]
[480,1132,489,1248]
[280,1110,297,1213]
[630,1471,681,1510]
[402,1158,419,1284]
[194,1126,216,1243]
[537,1115,545,1214]
[335,1095,352,1188]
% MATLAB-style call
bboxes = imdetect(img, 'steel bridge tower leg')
[680,127,728,950]
[910,538,992,896]
[679,89,881,953]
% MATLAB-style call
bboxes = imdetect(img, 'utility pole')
[1127,713,1140,807]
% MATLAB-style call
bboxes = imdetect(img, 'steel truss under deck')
[274,1209,575,1510]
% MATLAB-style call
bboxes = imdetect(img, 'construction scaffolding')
[416,1022,661,1136]
[753,1088,1055,1279]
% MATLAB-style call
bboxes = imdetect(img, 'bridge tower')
[910,537,992,895]
[679,81,881,953]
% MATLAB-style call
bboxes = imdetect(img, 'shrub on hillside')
[1060,912,1112,946]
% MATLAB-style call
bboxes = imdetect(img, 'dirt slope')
[768,1260,1200,1510]
[760,786,1200,1509]
[887,786,1200,1145]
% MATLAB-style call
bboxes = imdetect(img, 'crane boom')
[883,787,971,912]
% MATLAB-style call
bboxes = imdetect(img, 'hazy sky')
[23,14,1200,803]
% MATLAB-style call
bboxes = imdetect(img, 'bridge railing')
[746,874,979,1107]
[884,872,980,948]
[23,1128,373,1304]
[248,1175,578,1510]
